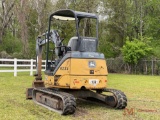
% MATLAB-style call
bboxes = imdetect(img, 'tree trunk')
[0,0,15,43]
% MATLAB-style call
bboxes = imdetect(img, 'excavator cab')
[44,9,99,73]
[26,9,127,115]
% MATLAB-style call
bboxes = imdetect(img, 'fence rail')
[0,58,46,76]
[106,58,160,75]
[1,58,160,76]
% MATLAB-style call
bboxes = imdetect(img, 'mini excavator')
[26,9,127,115]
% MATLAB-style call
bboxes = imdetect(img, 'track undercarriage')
[29,87,127,115]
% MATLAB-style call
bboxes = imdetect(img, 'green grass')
[0,73,160,120]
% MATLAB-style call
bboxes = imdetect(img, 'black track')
[103,88,127,109]
[32,88,76,115]
[32,88,127,115]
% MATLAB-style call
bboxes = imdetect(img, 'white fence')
[0,58,46,76]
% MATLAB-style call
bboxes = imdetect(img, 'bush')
[0,51,12,58]
[121,37,152,72]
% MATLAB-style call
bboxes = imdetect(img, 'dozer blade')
[32,88,76,115]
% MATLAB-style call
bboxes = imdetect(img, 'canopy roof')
[51,9,97,20]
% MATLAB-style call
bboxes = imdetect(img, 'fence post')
[30,59,33,76]
[14,58,17,76]
[45,60,46,70]
[151,59,153,76]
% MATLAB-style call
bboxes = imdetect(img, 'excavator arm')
[35,30,62,80]
[26,30,62,98]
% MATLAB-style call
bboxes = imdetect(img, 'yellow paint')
[44,75,54,85]
[56,59,71,75]
[70,59,108,75]
[44,58,108,89]
[70,75,107,89]
[57,75,70,87]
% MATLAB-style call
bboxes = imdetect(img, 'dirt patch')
[72,107,88,117]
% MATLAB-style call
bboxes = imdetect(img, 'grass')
[0,72,160,120]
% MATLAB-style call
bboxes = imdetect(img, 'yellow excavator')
[26,9,127,115]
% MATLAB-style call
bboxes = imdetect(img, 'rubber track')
[103,88,127,109]
[32,88,76,115]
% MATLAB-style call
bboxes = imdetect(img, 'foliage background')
[0,0,160,61]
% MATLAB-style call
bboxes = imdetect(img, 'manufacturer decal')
[88,61,96,68]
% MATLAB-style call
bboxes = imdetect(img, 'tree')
[0,0,160,60]
[121,37,152,73]
[15,0,30,57]
[0,0,16,43]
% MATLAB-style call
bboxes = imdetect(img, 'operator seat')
[68,36,78,51]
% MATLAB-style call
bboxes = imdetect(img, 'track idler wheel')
[114,90,127,109]
[104,89,127,109]
[62,97,76,115]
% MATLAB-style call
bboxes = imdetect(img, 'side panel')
[70,59,108,75]
[45,58,108,89]
[56,59,71,75]
[44,75,54,86]
[70,76,107,89]
[69,58,108,89]
[44,59,71,88]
